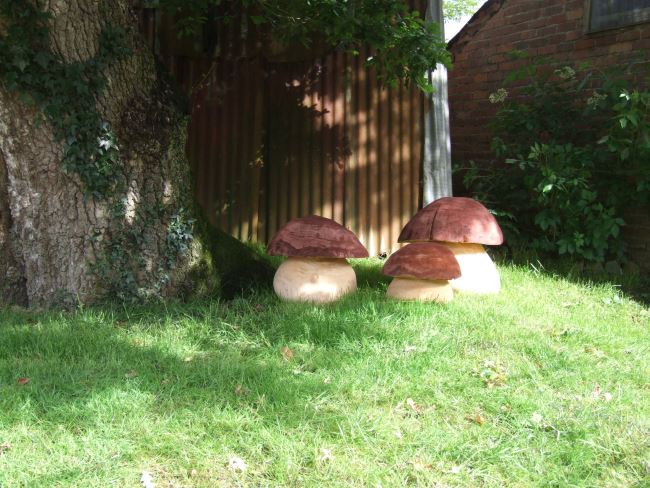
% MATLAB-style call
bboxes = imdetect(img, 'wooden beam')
[422,0,453,205]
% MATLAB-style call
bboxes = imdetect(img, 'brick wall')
[448,0,650,269]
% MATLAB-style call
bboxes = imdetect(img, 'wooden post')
[422,0,452,205]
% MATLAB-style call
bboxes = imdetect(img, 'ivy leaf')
[13,58,28,71]
[34,51,50,68]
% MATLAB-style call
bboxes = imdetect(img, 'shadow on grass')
[1,317,338,431]
[0,280,408,435]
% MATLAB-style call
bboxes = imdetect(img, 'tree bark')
[0,0,270,307]
[0,149,27,306]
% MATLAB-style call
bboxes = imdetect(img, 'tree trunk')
[0,1,270,307]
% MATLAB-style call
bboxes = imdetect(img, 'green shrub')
[460,54,650,263]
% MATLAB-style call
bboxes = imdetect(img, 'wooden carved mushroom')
[383,243,461,302]
[268,215,368,303]
[398,197,503,294]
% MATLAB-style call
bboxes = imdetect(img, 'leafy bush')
[461,54,650,263]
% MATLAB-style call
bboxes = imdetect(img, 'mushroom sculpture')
[268,215,368,303]
[383,243,461,302]
[398,197,503,294]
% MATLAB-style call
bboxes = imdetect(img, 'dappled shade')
[398,197,503,245]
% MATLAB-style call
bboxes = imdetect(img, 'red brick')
[575,38,596,50]
[594,34,619,47]
[566,9,583,21]
[544,5,565,16]
[537,45,557,56]
[609,41,634,54]
[560,30,577,42]
[565,0,584,9]
[545,14,569,26]
[616,28,641,42]
[537,25,559,38]
[507,11,540,25]
[557,41,577,52]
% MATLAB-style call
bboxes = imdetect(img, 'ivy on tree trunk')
[0,0,271,307]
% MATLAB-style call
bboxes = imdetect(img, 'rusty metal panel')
[139,8,425,257]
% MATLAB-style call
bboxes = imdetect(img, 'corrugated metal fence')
[140,6,426,255]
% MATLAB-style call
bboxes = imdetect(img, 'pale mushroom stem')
[386,277,454,302]
[273,257,357,303]
[440,242,501,294]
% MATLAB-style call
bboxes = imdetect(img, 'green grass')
[1,260,649,487]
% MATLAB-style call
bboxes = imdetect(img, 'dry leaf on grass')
[590,384,613,402]
[280,346,294,361]
[408,459,432,471]
[317,448,334,462]
[16,377,30,385]
[395,398,433,417]
[584,346,606,358]
[465,413,486,425]
[406,398,423,414]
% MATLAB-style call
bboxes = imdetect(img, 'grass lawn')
[1,260,648,487]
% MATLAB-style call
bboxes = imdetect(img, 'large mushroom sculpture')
[268,215,368,303]
[398,197,503,294]
[383,243,461,302]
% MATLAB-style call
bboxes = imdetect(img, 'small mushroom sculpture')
[383,243,461,302]
[268,215,368,303]
[398,197,503,294]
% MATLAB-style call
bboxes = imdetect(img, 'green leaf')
[34,51,49,68]
[13,58,28,71]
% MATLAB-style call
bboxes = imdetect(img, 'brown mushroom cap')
[398,197,503,245]
[383,243,461,280]
[268,215,369,258]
